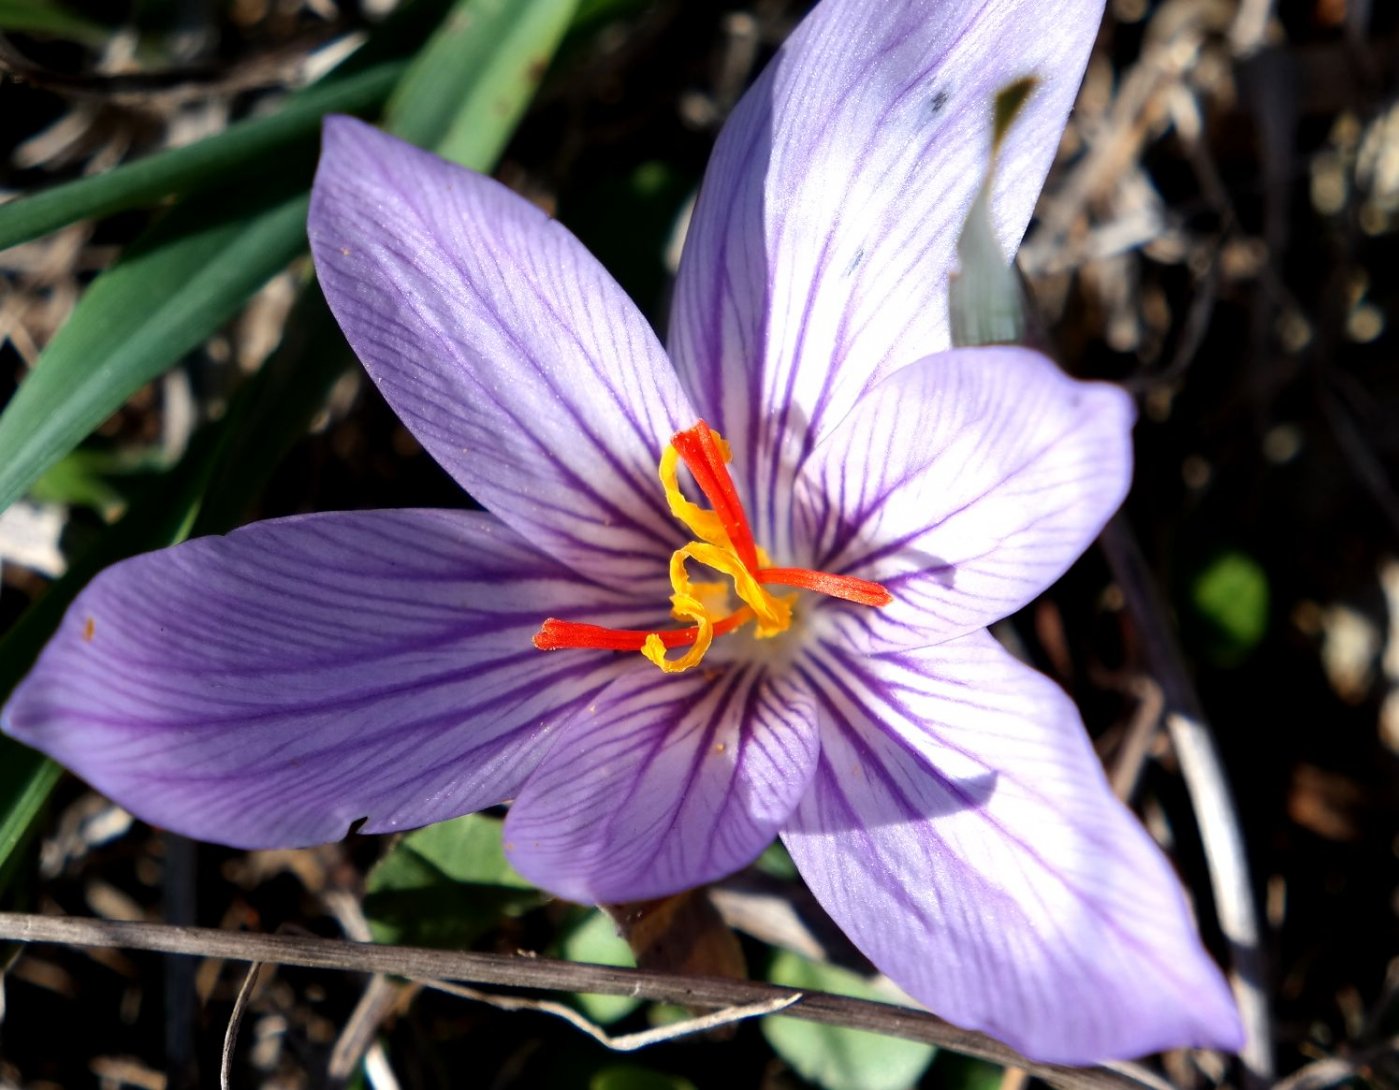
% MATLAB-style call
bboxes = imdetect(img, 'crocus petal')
[504,663,818,903]
[783,632,1243,1062]
[668,0,1104,554]
[793,347,1133,650]
[1,510,650,848]
[309,117,693,591]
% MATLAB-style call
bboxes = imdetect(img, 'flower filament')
[533,421,890,673]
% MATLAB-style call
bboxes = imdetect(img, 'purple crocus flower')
[2,0,1243,1064]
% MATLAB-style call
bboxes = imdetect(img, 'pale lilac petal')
[783,633,1243,1063]
[794,348,1133,650]
[309,117,693,591]
[668,0,1104,554]
[503,664,818,903]
[1,510,650,848]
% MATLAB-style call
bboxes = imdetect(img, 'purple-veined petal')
[1,509,653,849]
[503,663,818,903]
[668,0,1105,556]
[793,347,1133,650]
[782,632,1243,1063]
[309,117,693,592]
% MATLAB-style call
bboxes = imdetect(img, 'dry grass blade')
[423,979,800,1051]
[221,961,266,1090]
[1267,1039,1399,1090]
[328,975,412,1082]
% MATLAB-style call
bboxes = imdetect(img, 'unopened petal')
[668,0,1105,555]
[504,664,818,903]
[794,347,1133,649]
[783,632,1243,1062]
[310,117,693,592]
[2,510,645,848]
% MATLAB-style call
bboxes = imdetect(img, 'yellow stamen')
[533,421,890,673]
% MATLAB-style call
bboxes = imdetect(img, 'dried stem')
[1099,517,1274,1083]
[0,910,1165,1090]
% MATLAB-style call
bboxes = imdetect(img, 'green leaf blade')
[764,951,936,1090]
[561,911,642,1025]
[363,814,542,947]
[385,0,578,166]
[1190,549,1270,664]
[0,0,587,892]
[0,60,404,252]
[0,0,109,43]
[0,189,309,518]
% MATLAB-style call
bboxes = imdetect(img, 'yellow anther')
[659,444,731,551]
[641,606,712,673]
[673,542,789,636]
[643,434,796,673]
[534,421,891,672]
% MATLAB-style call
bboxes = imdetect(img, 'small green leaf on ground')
[30,446,171,516]
[1190,548,1270,663]
[764,951,936,1090]
[590,1064,696,1090]
[364,814,542,947]
[393,811,534,887]
[755,838,799,879]
[927,1053,1005,1090]
[561,910,642,1025]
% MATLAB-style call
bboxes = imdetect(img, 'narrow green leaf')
[185,288,353,535]
[0,0,109,43]
[0,747,60,891]
[0,187,309,518]
[0,421,229,888]
[30,446,170,515]
[948,183,1024,348]
[949,78,1039,349]
[764,951,936,1090]
[0,0,586,886]
[991,77,1038,156]
[385,0,578,166]
[0,61,404,252]
[566,0,654,41]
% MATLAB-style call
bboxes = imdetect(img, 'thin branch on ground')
[328,974,411,1084]
[1108,674,1166,803]
[0,910,1170,1090]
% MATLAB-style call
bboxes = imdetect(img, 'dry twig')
[0,910,1169,1090]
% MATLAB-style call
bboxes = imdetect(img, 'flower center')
[532,421,891,673]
